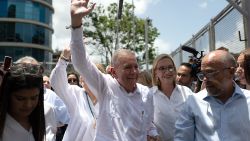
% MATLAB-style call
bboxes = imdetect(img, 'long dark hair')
[242,48,250,84]
[0,64,45,141]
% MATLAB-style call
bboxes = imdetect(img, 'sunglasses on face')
[68,78,77,83]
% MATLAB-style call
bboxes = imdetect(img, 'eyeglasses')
[10,63,44,75]
[197,67,232,81]
[68,78,77,83]
[157,66,175,72]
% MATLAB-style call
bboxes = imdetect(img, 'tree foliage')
[83,2,160,66]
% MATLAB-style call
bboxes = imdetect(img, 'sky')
[52,0,229,57]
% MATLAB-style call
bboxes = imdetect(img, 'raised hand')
[70,0,95,27]
[62,46,71,59]
[60,46,71,62]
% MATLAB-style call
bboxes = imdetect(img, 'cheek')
[9,99,21,112]
[155,71,161,77]
[154,73,160,80]
[33,101,39,108]
[240,71,245,78]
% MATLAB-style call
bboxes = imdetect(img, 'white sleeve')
[70,27,108,103]
[174,97,195,141]
[50,59,80,116]
[44,88,70,125]
[147,122,159,136]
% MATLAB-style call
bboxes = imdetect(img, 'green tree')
[83,2,160,66]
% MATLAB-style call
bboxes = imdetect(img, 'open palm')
[71,0,95,26]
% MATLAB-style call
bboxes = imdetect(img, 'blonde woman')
[150,54,193,141]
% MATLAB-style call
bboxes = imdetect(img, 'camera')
[181,46,204,77]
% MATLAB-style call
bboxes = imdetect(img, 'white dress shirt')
[2,114,35,141]
[151,85,192,141]
[50,59,96,141]
[44,102,58,141]
[44,88,70,126]
[70,27,154,141]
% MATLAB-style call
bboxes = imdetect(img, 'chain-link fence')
[171,1,247,66]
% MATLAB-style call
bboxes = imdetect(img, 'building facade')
[0,0,54,62]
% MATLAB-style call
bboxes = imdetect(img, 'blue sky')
[139,0,228,54]
[52,0,229,58]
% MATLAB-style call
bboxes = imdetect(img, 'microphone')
[181,46,199,56]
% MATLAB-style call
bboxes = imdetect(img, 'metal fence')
[171,1,247,67]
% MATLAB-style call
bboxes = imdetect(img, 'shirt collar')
[151,84,179,93]
[115,79,140,96]
[233,82,245,97]
[202,81,245,100]
[151,86,158,93]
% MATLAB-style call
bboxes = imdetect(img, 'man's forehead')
[122,62,138,66]
[119,56,137,63]
[179,65,191,70]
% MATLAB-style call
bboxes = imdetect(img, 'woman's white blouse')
[151,85,193,141]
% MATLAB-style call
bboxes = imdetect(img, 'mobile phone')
[3,56,12,71]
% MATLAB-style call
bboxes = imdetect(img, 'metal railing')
[171,0,247,66]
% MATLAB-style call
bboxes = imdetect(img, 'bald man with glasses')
[175,50,250,141]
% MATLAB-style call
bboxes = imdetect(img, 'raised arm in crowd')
[69,0,158,140]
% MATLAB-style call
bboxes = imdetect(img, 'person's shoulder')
[44,101,55,113]
[187,89,208,102]
[176,84,194,94]
[137,83,150,91]
[44,88,58,99]
[102,73,117,86]
[45,88,56,95]
[44,101,54,107]
[234,84,250,98]
[136,83,151,97]
[240,88,250,97]
[149,85,158,93]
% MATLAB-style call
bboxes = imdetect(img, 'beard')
[206,86,224,97]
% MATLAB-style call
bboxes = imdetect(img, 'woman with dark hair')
[67,72,80,86]
[236,48,250,90]
[0,63,46,141]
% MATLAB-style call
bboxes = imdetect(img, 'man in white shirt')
[69,0,157,140]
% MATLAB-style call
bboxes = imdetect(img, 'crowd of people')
[1,0,250,141]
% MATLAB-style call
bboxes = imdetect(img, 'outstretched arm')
[70,0,107,103]
[50,46,79,115]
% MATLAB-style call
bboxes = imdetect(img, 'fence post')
[242,0,250,48]
[209,19,215,51]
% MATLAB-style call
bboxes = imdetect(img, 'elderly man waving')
[68,0,158,141]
